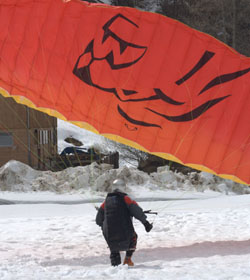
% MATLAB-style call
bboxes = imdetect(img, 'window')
[39,130,43,145]
[44,130,48,144]
[0,132,13,147]
[38,130,49,145]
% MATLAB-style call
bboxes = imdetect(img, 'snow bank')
[0,160,249,195]
[152,166,250,194]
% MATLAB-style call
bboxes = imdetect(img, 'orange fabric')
[0,0,250,184]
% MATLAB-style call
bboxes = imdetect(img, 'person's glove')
[144,221,153,232]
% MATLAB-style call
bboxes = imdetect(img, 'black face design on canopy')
[73,14,250,129]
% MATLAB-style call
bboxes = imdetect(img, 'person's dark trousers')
[126,232,138,257]
[110,252,121,266]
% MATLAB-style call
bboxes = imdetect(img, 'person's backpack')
[103,192,134,251]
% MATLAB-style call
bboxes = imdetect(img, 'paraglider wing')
[0,0,250,184]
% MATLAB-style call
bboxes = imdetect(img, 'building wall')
[0,95,57,170]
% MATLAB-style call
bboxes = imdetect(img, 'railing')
[50,151,119,171]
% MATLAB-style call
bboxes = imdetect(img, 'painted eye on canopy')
[101,14,147,69]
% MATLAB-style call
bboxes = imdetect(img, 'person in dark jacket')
[95,178,153,266]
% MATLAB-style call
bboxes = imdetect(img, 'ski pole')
[143,210,158,215]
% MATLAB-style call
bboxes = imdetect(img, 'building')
[0,95,57,170]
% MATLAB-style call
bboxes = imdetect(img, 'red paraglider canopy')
[0,0,250,184]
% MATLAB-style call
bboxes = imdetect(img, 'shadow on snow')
[40,239,250,267]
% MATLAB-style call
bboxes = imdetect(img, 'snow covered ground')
[1,120,250,279]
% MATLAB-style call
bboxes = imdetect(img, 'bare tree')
[158,0,250,56]
[110,0,135,7]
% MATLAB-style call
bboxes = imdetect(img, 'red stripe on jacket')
[124,196,138,205]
